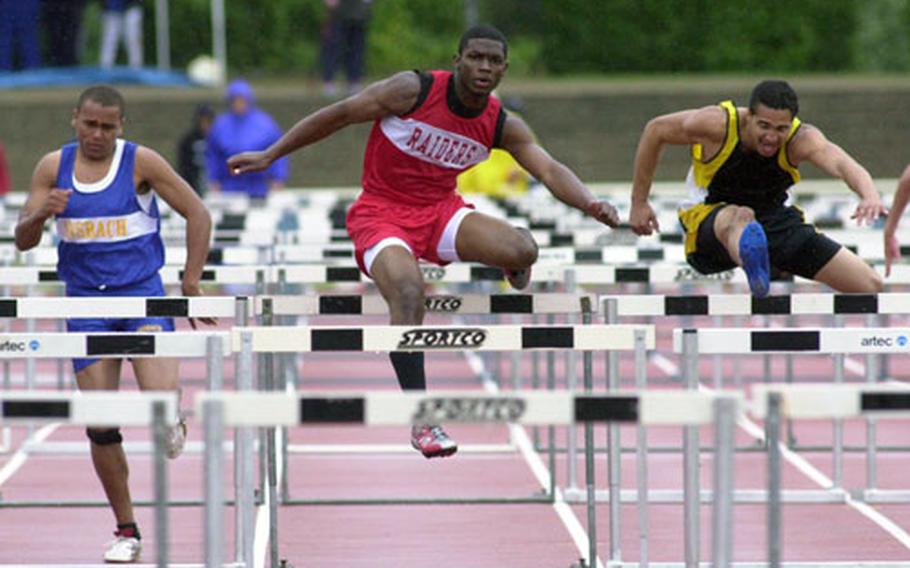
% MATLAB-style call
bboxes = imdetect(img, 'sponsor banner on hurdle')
[196,390,737,427]
[0,391,177,425]
[751,384,910,419]
[673,327,910,354]
[231,324,655,353]
[257,293,595,316]
[0,331,228,358]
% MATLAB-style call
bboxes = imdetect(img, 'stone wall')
[3,79,909,192]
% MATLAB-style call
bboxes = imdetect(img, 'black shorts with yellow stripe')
[677,202,842,279]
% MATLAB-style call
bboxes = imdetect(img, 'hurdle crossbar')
[0,331,229,359]
[256,293,596,316]
[0,296,237,319]
[231,324,655,353]
[607,293,910,317]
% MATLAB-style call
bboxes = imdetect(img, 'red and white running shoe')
[410,424,458,459]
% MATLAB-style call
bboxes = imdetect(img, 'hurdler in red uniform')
[228,25,620,459]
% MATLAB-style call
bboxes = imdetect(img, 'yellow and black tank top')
[691,100,801,212]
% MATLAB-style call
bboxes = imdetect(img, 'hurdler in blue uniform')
[15,85,212,564]
[55,137,172,373]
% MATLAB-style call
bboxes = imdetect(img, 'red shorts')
[346,192,474,275]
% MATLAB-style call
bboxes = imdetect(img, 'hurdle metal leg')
[604,298,622,563]
[865,319,879,493]
[236,327,257,567]
[712,397,736,568]
[784,315,797,447]
[681,330,701,567]
[832,352,845,488]
[204,398,225,568]
[634,330,650,568]
[581,297,597,568]
[566,269,579,491]
[767,393,783,568]
[152,400,169,568]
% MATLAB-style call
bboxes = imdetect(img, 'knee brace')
[86,427,123,446]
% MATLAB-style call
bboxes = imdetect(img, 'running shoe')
[165,418,187,460]
[410,424,458,459]
[738,221,770,298]
[503,267,531,290]
[103,534,141,563]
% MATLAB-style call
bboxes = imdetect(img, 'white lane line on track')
[650,352,910,552]
[464,349,605,568]
[0,424,59,488]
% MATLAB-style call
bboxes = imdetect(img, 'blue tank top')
[55,140,165,292]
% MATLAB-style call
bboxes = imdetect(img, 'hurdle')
[673,327,910,502]
[226,323,655,566]
[752,384,910,567]
[3,260,908,290]
[196,388,741,568]
[0,330,257,567]
[604,292,910,448]
[0,390,182,568]
[252,292,603,501]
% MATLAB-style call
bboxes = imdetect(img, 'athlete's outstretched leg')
[714,205,770,297]
[453,211,538,290]
[370,244,427,390]
[369,243,457,458]
[812,248,883,293]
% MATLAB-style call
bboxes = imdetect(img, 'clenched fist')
[586,199,620,228]
[41,188,72,219]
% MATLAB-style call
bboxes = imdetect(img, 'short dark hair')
[458,25,508,58]
[76,85,125,117]
[749,80,798,117]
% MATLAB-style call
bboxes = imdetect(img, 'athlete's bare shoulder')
[32,150,62,182]
[366,70,423,116]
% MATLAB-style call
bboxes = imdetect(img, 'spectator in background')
[0,0,42,71]
[177,104,215,197]
[100,0,143,69]
[206,80,288,200]
[320,0,373,97]
[42,0,87,67]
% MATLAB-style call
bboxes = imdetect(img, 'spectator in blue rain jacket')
[206,79,288,199]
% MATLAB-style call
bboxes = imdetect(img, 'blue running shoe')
[739,221,770,298]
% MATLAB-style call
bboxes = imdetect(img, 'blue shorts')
[66,275,175,373]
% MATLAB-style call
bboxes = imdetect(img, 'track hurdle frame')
[673,327,910,507]
[0,390,179,568]
[197,387,740,568]
[752,384,910,568]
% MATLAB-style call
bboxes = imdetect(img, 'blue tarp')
[0,66,196,89]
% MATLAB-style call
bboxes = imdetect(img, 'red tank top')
[361,70,503,206]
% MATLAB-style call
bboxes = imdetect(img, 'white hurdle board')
[196,390,737,427]
[673,327,910,354]
[0,391,177,425]
[0,331,229,359]
[257,293,595,316]
[0,296,237,319]
[232,324,655,353]
[751,383,910,420]
[605,293,910,317]
[0,262,906,286]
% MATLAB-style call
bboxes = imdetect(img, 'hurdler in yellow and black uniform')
[677,100,841,278]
